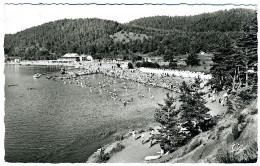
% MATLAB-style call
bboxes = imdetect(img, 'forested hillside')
[4,18,121,60]
[128,8,254,32]
[4,8,257,61]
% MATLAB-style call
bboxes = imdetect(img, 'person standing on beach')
[141,132,145,144]
[160,144,165,156]
[149,133,153,147]
[132,130,135,140]
[151,129,155,135]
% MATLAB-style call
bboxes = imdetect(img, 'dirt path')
[107,129,161,163]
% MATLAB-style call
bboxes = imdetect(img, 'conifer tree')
[154,93,185,150]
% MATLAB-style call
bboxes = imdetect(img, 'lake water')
[4,64,170,163]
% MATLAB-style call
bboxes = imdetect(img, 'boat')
[33,73,41,78]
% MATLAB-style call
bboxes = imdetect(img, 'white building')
[57,53,88,63]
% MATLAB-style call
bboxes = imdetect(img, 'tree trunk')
[232,75,236,92]
[245,64,248,88]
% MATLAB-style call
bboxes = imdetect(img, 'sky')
[2,0,257,34]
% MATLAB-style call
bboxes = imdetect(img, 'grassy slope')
[174,53,213,73]
[153,98,258,163]
[109,31,150,43]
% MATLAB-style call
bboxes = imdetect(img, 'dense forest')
[128,8,254,32]
[4,8,256,61]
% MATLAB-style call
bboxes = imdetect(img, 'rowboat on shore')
[33,73,41,78]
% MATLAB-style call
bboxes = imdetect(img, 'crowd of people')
[139,67,212,80]
[79,64,211,93]
[47,62,230,108]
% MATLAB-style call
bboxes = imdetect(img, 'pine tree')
[178,79,212,136]
[210,12,257,91]
[231,14,258,88]
[154,93,185,150]
[185,52,200,67]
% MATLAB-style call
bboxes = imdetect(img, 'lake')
[4,64,171,163]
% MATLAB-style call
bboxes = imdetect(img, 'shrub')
[148,127,154,131]
[123,55,129,60]
[114,134,124,141]
[110,143,125,154]
[218,126,225,132]
[169,62,177,69]
[95,152,110,163]
[116,63,121,68]
[135,61,160,68]
[215,148,238,163]
[136,62,142,68]
[250,108,258,115]
[238,89,256,103]
[237,114,246,124]
[128,62,134,69]
[137,129,145,134]
[199,115,217,132]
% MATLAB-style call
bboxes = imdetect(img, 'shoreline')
[6,62,225,163]
[86,122,160,163]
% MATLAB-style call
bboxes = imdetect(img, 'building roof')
[62,53,89,58]
[63,53,79,58]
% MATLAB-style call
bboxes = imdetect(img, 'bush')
[148,127,154,131]
[137,129,145,134]
[185,53,200,67]
[199,116,217,132]
[128,62,134,69]
[136,62,142,68]
[215,148,238,163]
[135,61,160,68]
[218,126,225,132]
[169,62,177,69]
[238,89,256,103]
[116,63,121,68]
[95,152,110,163]
[123,55,129,60]
[114,134,124,141]
[237,114,246,124]
[110,143,125,154]
[250,108,258,115]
